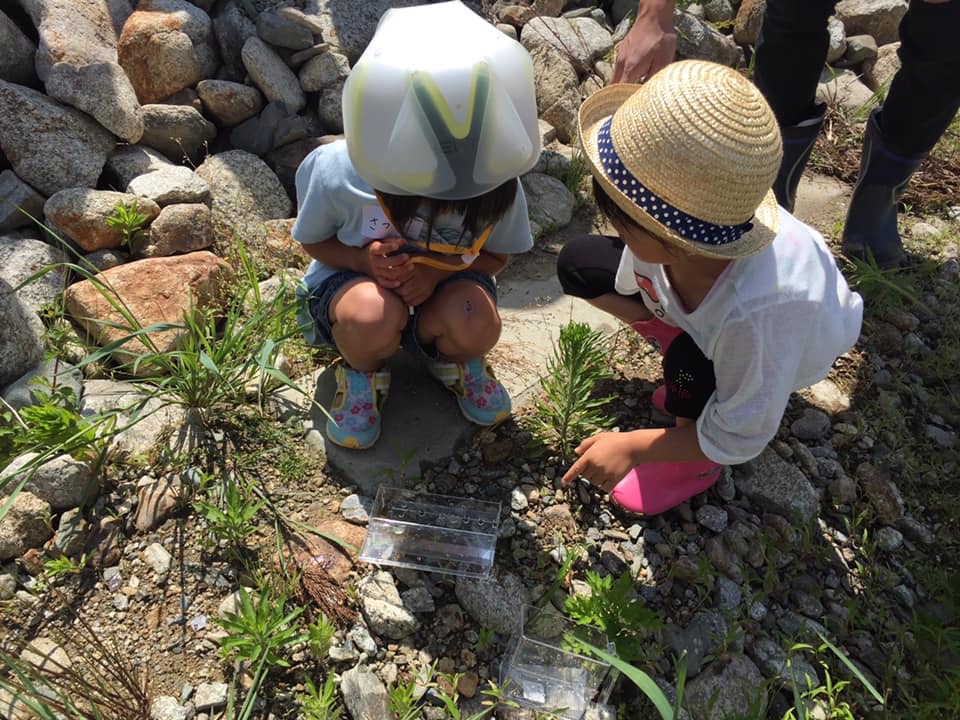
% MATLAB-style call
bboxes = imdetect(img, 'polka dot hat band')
[597,118,754,246]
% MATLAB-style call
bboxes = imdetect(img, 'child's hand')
[560,432,641,493]
[363,238,414,289]
[396,264,446,307]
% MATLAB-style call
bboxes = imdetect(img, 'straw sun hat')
[579,60,783,258]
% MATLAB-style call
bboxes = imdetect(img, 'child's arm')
[559,421,708,492]
[300,235,414,289]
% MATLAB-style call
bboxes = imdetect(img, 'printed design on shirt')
[635,273,666,318]
[361,205,397,239]
[666,368,695,401]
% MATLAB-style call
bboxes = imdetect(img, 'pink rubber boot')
[631,318,680,414]
[611,461,722,515]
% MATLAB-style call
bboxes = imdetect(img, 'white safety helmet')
[342,1,541,200]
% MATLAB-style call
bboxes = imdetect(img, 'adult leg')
[842,0,960,266]
[753,0,838,210]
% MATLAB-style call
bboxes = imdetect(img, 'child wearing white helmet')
[293,1,541,450]
[557,61,863,515]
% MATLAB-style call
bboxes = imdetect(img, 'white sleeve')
[696,301,814,465]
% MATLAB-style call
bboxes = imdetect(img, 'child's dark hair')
[592,177,634,227]
[377,178,518,246]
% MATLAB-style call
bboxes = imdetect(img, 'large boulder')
[1,453,98,512]
[195,150,292,248]
[0,492,52,562]
[521,16,614,71]
[106,145,176,187]
[18,0,142,141]
[736,447,820,522]
[675,9,741,66]
[140,104,217,162]
[684,653,767,720]
[44,189,160,252]
[137,203,213,257]
[0,278,44,389]
[302,0,425,63]
[530,44,580,144]
[64,251,232,364]
[126,166,211,206]
[0,80,115,196]
[211,0,258,81]
[0,235,69,314]
[196,79,264,126]
[733,0,766,46]
[835,0,908,46]
[0,9,37,84]
[118,0,220,105]
[862,41,901,91]
[240,37,306,114]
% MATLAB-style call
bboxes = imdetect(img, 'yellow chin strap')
[375,196,494,271]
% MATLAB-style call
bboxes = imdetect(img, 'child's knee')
[333,283,407,335]
[430,283,501,352]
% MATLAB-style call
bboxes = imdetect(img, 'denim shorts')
[296,270,498,361]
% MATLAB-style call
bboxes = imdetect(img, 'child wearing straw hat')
[557,60,863,515]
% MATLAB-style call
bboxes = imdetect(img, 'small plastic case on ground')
[358,486,501,577]
[500,604,615,719]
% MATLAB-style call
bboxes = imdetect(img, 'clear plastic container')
[500,605,616,719]
[358,486,500,577]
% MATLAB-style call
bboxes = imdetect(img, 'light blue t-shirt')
[292,140,533,290]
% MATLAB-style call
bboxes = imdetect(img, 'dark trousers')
[754,0,960,156]
[556,235,716,419]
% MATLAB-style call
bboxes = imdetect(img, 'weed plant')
[193,474,264,556]
[527,321,614,461]
[307,614,336,661]
[105,200,148,249]
[299,675,343,720]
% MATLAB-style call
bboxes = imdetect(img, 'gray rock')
[750,637,820,689]
[826,16,847,64]
[195,149,292,247]
[925,424,956,448]
[84,248,128,272]
[791,408,832,441]
[340,493,371,523]
[896,515,934,545]
[0,10,36,85]
[143,542,173,575]
[80,379,187,459]
[696,505,728,533]
[0,236,69,314]
[836,0,908,45]
[302,0,424,63]
[0,80,115,196]
[150,696,188,720]
[736,448,820,522]
[0,171,44,232]
[862,41,901,91]
[0,452,97,512]
[212,0,258,81]
[241,36,306,113]
[714,576,742,611]
[858,462,904,523]
[876,526,903,552]
[401,586,436,614]
[107,145,176,187]
[0,571,16,600]
[140,104,217,162]
[138,203,213,257]
[510,487,529,512]
[816,67,875,114]
[703,0,735,22]
[277,6,327,37]
[530,44,580,144]
[358,570,420,640]
[522,173,575,231]
[0,492,52,562]
[340,665,391,720]
[674,10,741,67]
[127,167,211,206]
[299,51,350,92]
[455,567,526,636]
[46,60,144,143]
[892,584,915,609]
[0,279,44,389]
[349,624,378,654]
[230,100,309,156]
[256,11,314,50]
[520,16,614,69]
[316,81,346,134]
[196,79,264,126]
[328,638,360,662]
[684,653,767,720]
[118,0,219,105]
[44,188,161,253]
[194,682,228,710]
[665,610,728,677]
[53,508,89,557]
[845,34,878,63]
[600,542,629,575]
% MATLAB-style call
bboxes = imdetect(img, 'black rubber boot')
[773,107,825,212]
[842,108,926,269]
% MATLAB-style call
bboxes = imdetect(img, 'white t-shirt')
[614,209,863,465]
[292,140,533,289]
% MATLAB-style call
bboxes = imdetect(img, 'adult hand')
[361,237,413,289]
[612,0,678,84]
[560,432,641,492]
[397,264,447,307]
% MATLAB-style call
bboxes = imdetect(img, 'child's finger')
[575,436,598,455]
